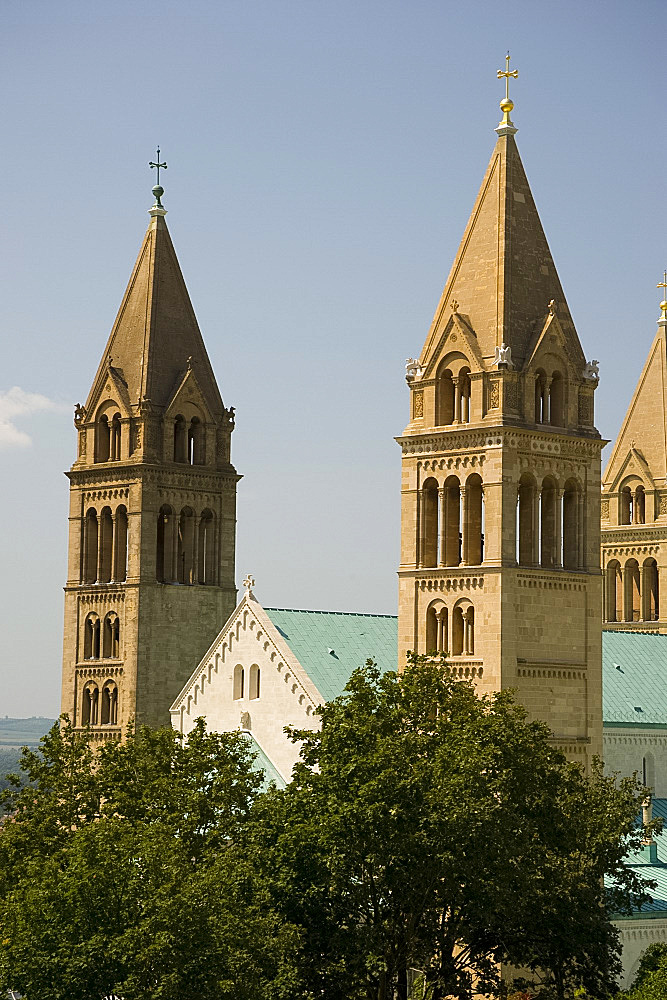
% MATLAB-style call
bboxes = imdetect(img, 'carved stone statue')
[583,360,599,380]
[494,343,514,369]
[73,403,86,427]
[405,358,424,382]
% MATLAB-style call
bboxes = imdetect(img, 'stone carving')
[601,499,610,521]
[405,358,424,382]
[243,574,256,599]
[451,300,459,312]
[504,381,519,411]
[660,494,667,515]
[74,403,86,427]
[494,343,514,369]
[413,390,424,418]
[582,360,599,380]
[240,711,250,731]
[548,298,556,317]
[489,380,500,409]
[225,405,236,428]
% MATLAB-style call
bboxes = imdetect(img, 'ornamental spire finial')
[496,52,518,136]
[658,271,667,327]
[149,146,168,209]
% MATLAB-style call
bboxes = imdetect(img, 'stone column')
[110,512,118,582]
[577,493,585,569]
[192,514,201,584]
[170,511,179,584]
[436,609,446,653]
[453,377,461,423]
[533,487,541,565]
[438,488,446,566]
[96,517,104,584]
[460,488,468,564]
[555,490,564,568]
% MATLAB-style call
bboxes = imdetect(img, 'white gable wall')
[170,597,322,782]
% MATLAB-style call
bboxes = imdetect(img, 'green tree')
[0,719,300,1000]
[251,656,651,1000]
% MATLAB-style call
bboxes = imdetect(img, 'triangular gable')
[524,311,581,378]
[603,329,667,488]
[164,365,216,424]
[422,312,485,379]
[86,361,133,420]
[606,447,656,494]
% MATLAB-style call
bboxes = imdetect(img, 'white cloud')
[0,386,65,449]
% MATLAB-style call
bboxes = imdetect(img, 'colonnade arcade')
[516,474,584,570]
[419,473,484,568]
[425,599,475,657]
[81,679,119,727]
[157,506,216,585]
[82,504,128,584]
[605,558,659,623]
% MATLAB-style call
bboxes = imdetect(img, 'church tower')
[61,170,239,736]
[398,65,604,760]
[601,288,667,631]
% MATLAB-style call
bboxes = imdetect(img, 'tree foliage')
[251,656,652,1000]
[0,719,300,1000]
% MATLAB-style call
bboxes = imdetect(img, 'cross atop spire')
[496,52,519,135]
[149,147,168,208]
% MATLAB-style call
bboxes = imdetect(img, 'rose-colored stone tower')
[61,183,239,737]
[397,75,604,761]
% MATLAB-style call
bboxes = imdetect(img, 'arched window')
[459,368,471,424]
[102,613,120,659]
[620,486,632,525]
[156,505,174,583]
[436,367,455,426]
[198,510,215,585]
[82,682,99,726]
[174,415,187,463]
[188,418,204,465]
[540,477,557,568]
[464,474,483,565]
[420,478,439,568]
[534,370,547,424]
[643,558,659,622]
[95,414,110,463]
[110,413,122,461]
[425,603,447,655]
[452,606,465,656]
[98,507,113,583]
[233,664,244,700]
[177,507,195,584]
[549,371,564,426]
[606,561,622,623]
[114,506,128,583]
[249,664,260,700]
[443,476,462,566]
[635,486,646,524]
[83,508,98,583]
[101,681,119,725]
[562,479,580,570]
[517,474,537,566]
[84,614,100,660]
[624,559,641,622]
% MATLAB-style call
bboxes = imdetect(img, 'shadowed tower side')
[601,285,667,632]
[61,166,239,737]
[397,62,604,761]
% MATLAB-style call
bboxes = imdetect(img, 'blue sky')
[1,0,664,716]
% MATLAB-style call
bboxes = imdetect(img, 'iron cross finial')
[658,271,667,323]
[149,147,167,185]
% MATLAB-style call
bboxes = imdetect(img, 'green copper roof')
[240,731,286,790]
[264,608,398,703]
[603,632,667,726]
[607,797,667,919]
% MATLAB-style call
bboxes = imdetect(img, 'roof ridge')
[264,607,398,619]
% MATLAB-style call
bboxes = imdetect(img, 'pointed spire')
[85,166,224,418]
[420,73,585,372]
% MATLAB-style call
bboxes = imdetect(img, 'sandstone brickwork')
[60,204,239,737]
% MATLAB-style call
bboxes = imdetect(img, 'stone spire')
[419,107,585,373]
[85,196,224,419]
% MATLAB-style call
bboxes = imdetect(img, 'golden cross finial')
[658,271,667,324]
[496,52,519,133]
